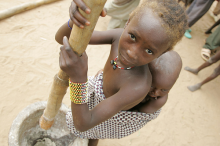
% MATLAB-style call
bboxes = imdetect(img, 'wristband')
[69,80,88,104]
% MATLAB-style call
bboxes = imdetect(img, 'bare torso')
[102,29,152,111]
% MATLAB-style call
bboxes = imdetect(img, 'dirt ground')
[0,0,220,146]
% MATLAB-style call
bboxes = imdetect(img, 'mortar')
[8,101,76,146]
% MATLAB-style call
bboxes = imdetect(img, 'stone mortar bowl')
[8,101,76,146]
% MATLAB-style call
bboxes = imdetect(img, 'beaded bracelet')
[69,80,88,104]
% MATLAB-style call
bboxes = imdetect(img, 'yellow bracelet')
[69,80,88,104]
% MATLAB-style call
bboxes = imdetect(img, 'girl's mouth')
[119,53,134,67]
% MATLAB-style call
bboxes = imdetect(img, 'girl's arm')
[55,21,72,44]
[69,81,149,132]
[55,20,120,45]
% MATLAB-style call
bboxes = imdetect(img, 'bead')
[110,56,135,70]
[110,60,114,65]
[113,65,117,70]
[69,80,88,104]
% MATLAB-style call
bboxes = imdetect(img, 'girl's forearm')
[55,21,73,44]
[71,102,93,132]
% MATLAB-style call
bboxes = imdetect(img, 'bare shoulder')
[121,67,152,94]
[115,68,152,110]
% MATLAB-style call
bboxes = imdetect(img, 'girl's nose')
[126,47,138,60]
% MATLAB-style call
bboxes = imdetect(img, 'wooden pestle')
[39,0,107,130]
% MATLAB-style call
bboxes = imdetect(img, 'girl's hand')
[59,36,88,82]
[69,0,107,29]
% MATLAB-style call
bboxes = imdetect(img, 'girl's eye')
[130,34,136,41]
[146,49,153,54]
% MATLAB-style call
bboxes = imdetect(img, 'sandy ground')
[0,0,220,146]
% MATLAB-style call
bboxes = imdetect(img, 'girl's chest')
[102,67,122,98]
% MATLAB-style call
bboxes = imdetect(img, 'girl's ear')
[124,19,130,29]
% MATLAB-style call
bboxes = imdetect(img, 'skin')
[185,47,220,92]
[58,6,170,146]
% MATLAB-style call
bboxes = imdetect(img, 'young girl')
[56,0,187,145]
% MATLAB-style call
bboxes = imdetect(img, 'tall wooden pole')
[39,0,107,130]
[0,0,61,20]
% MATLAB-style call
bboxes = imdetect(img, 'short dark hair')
[130,0,188,51]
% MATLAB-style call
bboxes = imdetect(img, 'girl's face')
[118,9,170,67]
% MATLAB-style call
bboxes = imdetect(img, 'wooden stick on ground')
[39,0,107,130]
[0,0,60,20]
